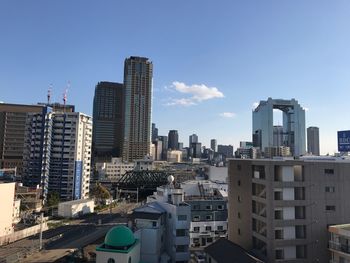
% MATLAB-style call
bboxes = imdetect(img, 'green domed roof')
[104,226,135,248]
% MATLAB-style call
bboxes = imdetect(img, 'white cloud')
[219,112,236,118]
[164,81,224,106]
[172,81,224,102]
[165,98,197,107]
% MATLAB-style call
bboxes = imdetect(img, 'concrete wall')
[0,183,15,237]
[0,222,48,246]
[58,199,94,218]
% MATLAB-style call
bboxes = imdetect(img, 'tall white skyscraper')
[253,98,306,156]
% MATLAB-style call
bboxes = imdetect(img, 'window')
[207,237,213,243]
[176,245,187,252]
[205,205,212,210]
[205,215,213,220]
[205,226,212,231]
[178,215,187,221]
[325,169,334,175]
[128,257,131,263]
[168,213,172,219]
[275,229,283,239]
[238,196,241,202]
[193,227,200,232]
[193,204,200,210]
[152,221,157,227]
[193,238,199,243]
[217,205,224,210]
[326,205,336,211]
[276,249,284,260]
[238,228,241,235]
[325,186,335,193]
[107,259,115,263]
[274,209,283,220]
[217,225,224,231]
[176,229,187,237]
[193,215,200,221]
[238,212,241,219]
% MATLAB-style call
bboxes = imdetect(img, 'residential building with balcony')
[228,157,350,263]
[147,182,191,263]
[180,180,228,248]
[329,224,350,263]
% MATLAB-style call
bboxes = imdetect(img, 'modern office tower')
[253,98,306,156]
[191,142,202,158]
[168,130,179,150]
[122,56,153,162]
[210,139,217,152]
[228,158,350,263]
[151,123,158,143]
[152,139,163,161]
[92,81,124,163]
[23,107,92,201]
[189,134,198,147]
[217,144,234,158]
[273,125,284,147]
[0,103,44,176]
[307,126,320,156]
[158,136,168,160]
[178,142,183,150]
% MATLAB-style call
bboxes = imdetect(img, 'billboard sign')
[74,161,83,200]
[338,130,350,152]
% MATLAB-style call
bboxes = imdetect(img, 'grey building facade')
[307,126,320,156]
[92,81,124,162]
[168,130,179,150]
[122,56,153,162]
[253,98,306,156]
[228,157,350,263]
[211,139,217,152]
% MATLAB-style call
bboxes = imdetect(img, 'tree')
[46,191,60,207]
[90,183,111,205]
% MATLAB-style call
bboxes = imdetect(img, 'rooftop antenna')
[63,81,70,111]
[47,84,52,105]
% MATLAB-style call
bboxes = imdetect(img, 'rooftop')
[204,238,264,263]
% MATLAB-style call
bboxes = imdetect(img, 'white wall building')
[167,150,182,163]
[0,182,16,236]
[96,158,134,181]
[146,181,191,263]
[58,199,94,218]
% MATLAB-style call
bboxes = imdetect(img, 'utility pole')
[39,213,44,250]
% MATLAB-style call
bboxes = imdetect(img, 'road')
[0,202,138,263]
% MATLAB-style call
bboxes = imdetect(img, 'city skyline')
[1,1,350,154]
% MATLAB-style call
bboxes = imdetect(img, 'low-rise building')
[167,150,182,163]
[0,182,16,236]
[58,199,94,218]
[96,158,134,181]
[146,180,191,262]
[181,180,228,248]
[96,225,140,263]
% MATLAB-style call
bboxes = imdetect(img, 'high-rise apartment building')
[210,139,217,152]
[23,107,92,201]
[307,126,320,156]
[168,130,179,150]
[158,136,168,161]
[189,134,198,147]
[122,56,153,162]
[151,123,158,143]
[253,98,306,156]
[0,103,44,176]
[92,81,124,162]
[228,157,350,263]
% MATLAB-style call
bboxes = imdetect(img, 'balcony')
[329,240,350,254]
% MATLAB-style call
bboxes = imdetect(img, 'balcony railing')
[329,240,350,254]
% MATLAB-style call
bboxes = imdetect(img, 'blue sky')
[1,1,350,154]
